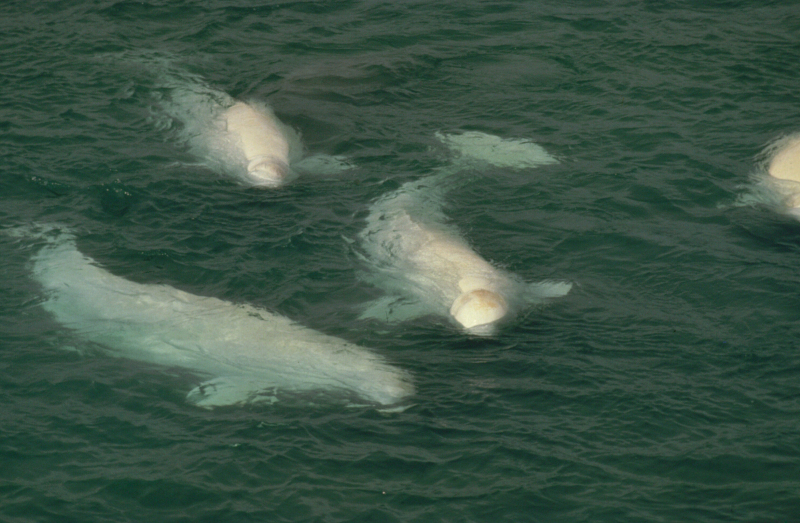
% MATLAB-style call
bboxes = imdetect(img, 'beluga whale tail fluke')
[358,132,570,336]
[11,224,413,408]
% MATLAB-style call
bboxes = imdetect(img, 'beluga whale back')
[13,225,413,408]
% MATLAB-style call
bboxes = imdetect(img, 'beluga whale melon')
[765,134,800,216]
[768,135,800,183]
[736,133,800,218]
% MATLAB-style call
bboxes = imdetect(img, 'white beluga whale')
[14,226,412,408]
[738,133,800,218]
[358,131,570,336]
[150,63,351,187]
[765,134,800,216]
[768,134,800,182]
[221,101,296,187]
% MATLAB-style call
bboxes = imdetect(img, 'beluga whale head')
[768,135,800,183]
[762,134,800,217]
[450,288,509,336]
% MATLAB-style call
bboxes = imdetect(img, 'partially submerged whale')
[359,184,571,335]
[221,101,296,187]
[739,133,800,218]
[360,199,509,335]
[434,130,559,170]
[768,135,800,183]
[358,132,570,335]
[17,226,412,408]
[766,134,800,214]
[154,68,350,187]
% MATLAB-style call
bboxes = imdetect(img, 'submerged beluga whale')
[358,131,571,336]
[14,226,412,408]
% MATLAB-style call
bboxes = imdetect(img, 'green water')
[1,1,799,521]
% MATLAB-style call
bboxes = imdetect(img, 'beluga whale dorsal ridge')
[13,225,413,408]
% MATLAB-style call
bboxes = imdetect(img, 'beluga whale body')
[13,225,412,408]
[358,131,570,336]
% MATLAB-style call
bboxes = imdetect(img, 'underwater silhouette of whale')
[19,226,412,408]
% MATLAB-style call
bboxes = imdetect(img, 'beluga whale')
[12,225,413,408]
[764,133,800,217]
[768,134,800,183]
[149,62,351,187]
[358,131,571,336]
[220,100,297,187]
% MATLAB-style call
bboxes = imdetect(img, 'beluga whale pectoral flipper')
[13,225,413,408]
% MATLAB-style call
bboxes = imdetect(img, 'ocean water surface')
[2,1,799,521]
